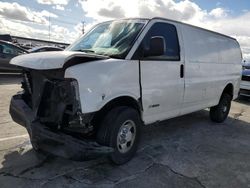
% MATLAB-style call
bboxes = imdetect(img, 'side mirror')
[144,36,166,57]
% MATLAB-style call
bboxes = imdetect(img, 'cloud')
[98,6,125,18]
[209,7,228,18]
[138,0,205,22]
[78,0,136,21]
[0,18,49,39]
[37,0,69,5]
[0,2,57,25]
[40,10,57,18]
[51,23,83,43]
[53,5,65,11]
[0,16,81,43]
[78,0,206,22]
[0,1,80,44]
[38,0,69,11]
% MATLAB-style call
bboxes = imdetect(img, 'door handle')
[180,64,184,78]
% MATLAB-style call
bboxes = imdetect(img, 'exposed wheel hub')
[117,120,136,153]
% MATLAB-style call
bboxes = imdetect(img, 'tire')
[96,106,141,165]
[30,137,41,151]
[210,93,231,123]
[27,128,40,152]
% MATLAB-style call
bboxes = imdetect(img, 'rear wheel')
[96,106,141,165]
[210,93,231,123]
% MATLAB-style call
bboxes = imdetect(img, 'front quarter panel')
[64,59,140,114]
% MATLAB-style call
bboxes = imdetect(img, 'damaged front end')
[22,69,93,133]
[10,69,113,160]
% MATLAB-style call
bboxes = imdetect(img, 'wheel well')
[91,96,142,130]
[222,83,233,99]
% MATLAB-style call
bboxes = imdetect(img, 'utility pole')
[81,20,85,34]
[49,14,51,41]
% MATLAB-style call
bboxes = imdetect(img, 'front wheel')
[210,93,231,123]
[96,107,141,165]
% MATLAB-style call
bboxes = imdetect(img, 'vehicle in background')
[9,18,242,164]
[0,40,28,72]
[240,63,250,97]
[19,43,34,50]
[242,61,250,69]
[0,34,12,42]
[29,46,63,53]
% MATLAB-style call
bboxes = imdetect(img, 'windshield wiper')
[77,49,96,53]
[75,49,111,58]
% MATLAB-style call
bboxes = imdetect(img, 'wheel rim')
[117,120,136,153]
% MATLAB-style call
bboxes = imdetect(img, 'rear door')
[137,21,185,124]
[179,24,221,115]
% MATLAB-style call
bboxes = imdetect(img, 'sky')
[0,0,250,60]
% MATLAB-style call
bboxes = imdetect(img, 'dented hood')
[10,51,108,70]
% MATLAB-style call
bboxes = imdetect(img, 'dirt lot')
[0,74,250,188]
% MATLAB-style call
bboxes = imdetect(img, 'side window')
[3,44,15,55]
[142,22,180,61]
[0,44,18,55]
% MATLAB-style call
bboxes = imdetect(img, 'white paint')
[10,51,106,70]
[65,59,140,114]
[179,22,242,115]
[0,134,29,142]
[132,19,185,123]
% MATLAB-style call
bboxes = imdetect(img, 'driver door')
[137,22,185,124]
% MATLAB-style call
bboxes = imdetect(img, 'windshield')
[67,20,147,58]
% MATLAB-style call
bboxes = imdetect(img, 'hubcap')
[117,120,136,153]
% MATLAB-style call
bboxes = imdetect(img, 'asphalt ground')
[0,73,250,188]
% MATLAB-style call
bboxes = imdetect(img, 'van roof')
[115,17,236,41]
[151,17,236,40]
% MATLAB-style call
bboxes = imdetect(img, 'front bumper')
[240,81,250,97]
[9,94,113,160]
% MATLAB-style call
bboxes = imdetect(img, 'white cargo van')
[10,18,242,164]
